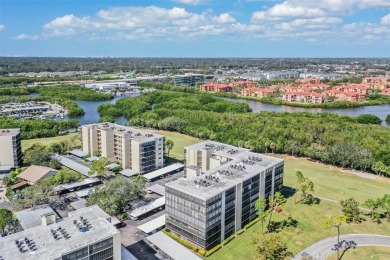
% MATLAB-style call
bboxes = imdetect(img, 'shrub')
[162,229,199,252]
[205,244,222,257]
[236,229,245,235]
[221,235,235,246]
[356,114,382,125]
[198,249,206,256]
[243,218,260,230]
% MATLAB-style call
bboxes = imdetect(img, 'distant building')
[165,141,284,250]
[0,129,22,171]
[82,122,165,174]
[199,83,232,93]
[296,78,321,84]
[333,85,368,95]
[283,92,324,104]
[382,88,390,96]
[264,71,299,80]
[362,77,390,90]
[0,205,121,260]
[300,73,344,80]
[240,87,275,98]
[174,73,205,86]
[323,90,365,102]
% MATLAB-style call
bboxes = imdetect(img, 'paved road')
[294,234,390,260]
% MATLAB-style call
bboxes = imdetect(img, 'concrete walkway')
[293,234,390,260]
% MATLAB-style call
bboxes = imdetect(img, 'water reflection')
[222,98,390,126]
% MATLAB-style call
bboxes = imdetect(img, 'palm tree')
[165,140,174,163]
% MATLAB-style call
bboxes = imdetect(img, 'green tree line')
[0,117,79,139]
[99,91,390,176]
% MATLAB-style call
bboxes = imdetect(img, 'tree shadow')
[268,217,299,233]
[281,186,296,199]
[165,156,183,164]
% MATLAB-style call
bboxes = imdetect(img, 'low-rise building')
[240,87,275,98]
[296,78,321,84]
[323,90,366,102]
[0,128,22,170]
[82,122,165,174]
[283,92,324,103]
[17,165,57,185]
[199,83,232,93]
[165,141,284,250]
[0,205,121,260]
[333,85,368,95]
[174,73,205,87]
[362,77,390,90]
[382,88,390,96]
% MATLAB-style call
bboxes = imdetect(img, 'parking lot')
[121,170,184,259]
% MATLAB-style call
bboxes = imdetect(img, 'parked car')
[115,221,127,229]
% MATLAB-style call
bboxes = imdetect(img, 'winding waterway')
[60,93,389,126]
[222,98,390,126]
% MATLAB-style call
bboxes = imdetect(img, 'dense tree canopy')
[38,85,113,101]
[0,117,78,139]
[86,176,146,219]
[356,114,382,125]
[23,143,61,169]
[98,91,390,176]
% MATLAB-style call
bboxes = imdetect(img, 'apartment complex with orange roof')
[283,92,324,104]
[362,76,390,90]
[199,83,232,93]
[240,87,275,98]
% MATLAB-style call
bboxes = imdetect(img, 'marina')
[0,101,67,120]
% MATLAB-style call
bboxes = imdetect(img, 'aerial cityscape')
[0,1,390,260]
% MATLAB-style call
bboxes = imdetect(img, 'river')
[66,93,140,125]
[222,98,390,126]
[56,93,389,127]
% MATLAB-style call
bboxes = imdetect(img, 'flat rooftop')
[166,141,283,200]
[0,205,119,260]
[82,122,164,142]
[0,128,20,137]
[146,231,201,260]
[16,204,60,230]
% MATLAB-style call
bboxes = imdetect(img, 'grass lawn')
[274,154,390,204]
[209,199,390,259]
[21,133,80,151]
[145,129,201,160]
[326,247,390,260]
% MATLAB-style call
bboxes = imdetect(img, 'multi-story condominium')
[174,73,205,87]
[82,123,165,173]
[240,87,275,98]
[165,141,284,250]
[0,128,22,170]
[199,83,232,93]
[0,205,121,260]
[362,77,390,90]
[282,92,324,104]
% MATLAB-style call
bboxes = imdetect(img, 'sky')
[0,0,390,57]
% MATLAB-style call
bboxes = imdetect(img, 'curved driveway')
[293,234,390,260]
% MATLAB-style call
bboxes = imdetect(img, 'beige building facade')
[0,128,22,169]
[82,123,165,173]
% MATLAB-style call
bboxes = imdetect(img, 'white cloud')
[14,34,40,40]
[0,25,4,31]
[252,0,390,22]
[252,2,326,22]
[173,0,206,6]
[381,13,390,25]
[13,3,390,45]
[38,6,241,39]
